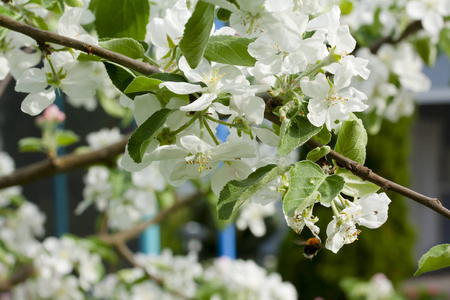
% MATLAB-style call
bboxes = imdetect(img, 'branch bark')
[369,20,423,53]
[0,15,448,220]
[0,265,35,292]
[0,15,160,76]
[115,242,191,300]
[0,136,128,189]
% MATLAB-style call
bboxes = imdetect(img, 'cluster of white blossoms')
[12,236,104,300]
[93,250,297,299]
[0,153,45,267]
[76,127,166,231]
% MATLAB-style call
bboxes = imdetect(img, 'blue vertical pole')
[54,94,69,236]
[139,203,161,255]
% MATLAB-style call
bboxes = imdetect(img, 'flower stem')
[46,54,57,76]
[203,118,220,145]
[170,113,198,137]
[204,114,238,128]
[291,52,340,87]
[331,198,340,217]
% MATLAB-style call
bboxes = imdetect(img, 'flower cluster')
[92,250,297,300]
[76,128,165,231]
[13,236,104,299]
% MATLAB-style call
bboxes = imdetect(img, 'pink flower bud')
[36,104,66,124]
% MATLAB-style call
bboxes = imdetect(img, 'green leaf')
[179,1,215,68]
[217,8,232,22]
[217,164,291,220]
[64,0,83,7]
[283,161,344,216]
[317,174,345,205]
[439,26,450,58]
[99,38,146,60]
[94,0,149,40]
[77,53,102,62]
[128,108,173,163]
[103,62,139,98]
[336,168,380,197]
[306,146,331,162]
[0,6,17,18]
[414,37,437,67]
[340,0,353,15]
[149,73,187,82]
[124,76,163,94]
[38,0,63,14]
[415,244,450,276]
[278,115,322,156]
[313,125,331,145]
[334,119,367,164]
[204,35,256,67]
[18,137,44,152]
[55,130,79,147]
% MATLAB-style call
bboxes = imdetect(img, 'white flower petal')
[180,135,213,154]
[15,68,48,93]
[179,93,216,111]
[356,193,391,229]
[211,140,257,161]
[252,127,279,147]
[406,1,427,20]
[159,81,203,95]
[301,73,330,100]
[21,90,56,116]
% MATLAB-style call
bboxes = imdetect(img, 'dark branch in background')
[0,16,448,219]
[0,265,35,292]
[0,137,128,189]
[99,192,199,244]
[115,242,191,300]
[369,20,422,53]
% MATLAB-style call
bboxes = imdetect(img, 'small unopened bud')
[36,104,65,124]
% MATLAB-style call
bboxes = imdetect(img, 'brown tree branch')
[114,242,191,300]
[0,15,160,76]
[369,20,423,53]
[0,15,448,220]
[0,137,128,189]
[0,265,35,292]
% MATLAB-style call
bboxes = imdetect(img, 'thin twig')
[369,20,422,53]
[0,136,128,189]
[115,243,191,299]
